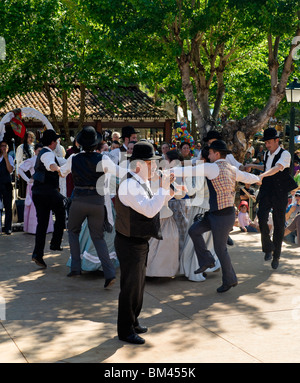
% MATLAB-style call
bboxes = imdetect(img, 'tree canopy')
[0,0,299,154]
[81,0,300,153]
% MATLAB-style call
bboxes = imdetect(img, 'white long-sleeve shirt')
[118,171,172,218]
[171,160,260,184]
[39,147,66,170]
[59,152,128,179]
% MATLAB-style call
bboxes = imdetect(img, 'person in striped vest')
[172,140,260,293]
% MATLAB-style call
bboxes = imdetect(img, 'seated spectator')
[160,142,170,159]
[238,201,259,233]
[284,214,299,246]
[255,144,265,161]
[110,140,120,150]
[179,142,192,161]
[239,183,256,202]
[111,131,121,143]
[284,190,300,244]
[243,151,253,166]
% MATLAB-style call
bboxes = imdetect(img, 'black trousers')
[0,183,12,232]
[115,231,149,338]
[189,208,237,286]
[257,191,288,258]
[67,196,115,280]
[32,190,65,258]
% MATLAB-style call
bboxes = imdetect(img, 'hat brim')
[41,131,61,144]
[129,154,162,161]
[210,148,232,154]
[262,136,280,141]
[76,133,101,148]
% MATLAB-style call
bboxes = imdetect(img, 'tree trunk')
[177,53,206,138]
[62,89,71,145]
[43,82,61,135]
[178,27,300,162]
[77,83,86,133]
[222,29,299,162]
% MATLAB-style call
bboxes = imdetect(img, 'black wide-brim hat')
[41,129,61,145]
[76,126,102,148]
[121,125,140,139]
[262,127,280,141]
[203,130,222,142]
[209,139,232,154]
[129,141,161,161]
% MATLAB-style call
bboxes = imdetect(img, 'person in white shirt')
[245,128,293,269]
[192,130,244,170]
[170,140,260,292]
[0,140,14,234]
[115,141,181,344]
[31,130,66,269]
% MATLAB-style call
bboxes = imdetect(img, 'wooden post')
[164,119,172,144]
[95,120,102,133]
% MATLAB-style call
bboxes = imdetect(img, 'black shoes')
[264,252,272,261]
[5,230,12,235]
[119,333,145,344]
[217,282,238,293]
[104,277,116,288]
[134,325,148,334]
[264,252,279,269]
[194,262,215,274]
[271,257,279,269]
[32,254,47,268]
[67,271,81,277]
[50,245,63,251]
[227,236,234,246]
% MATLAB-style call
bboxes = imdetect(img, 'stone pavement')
[0,227,300,364]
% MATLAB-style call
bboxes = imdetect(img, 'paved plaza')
[0,227,300,363]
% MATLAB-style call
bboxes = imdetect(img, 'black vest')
[72,152,105,197]
[32,147,59,192]
[0,157,12,185]
[260,148,292,197]
[115,173,162,240]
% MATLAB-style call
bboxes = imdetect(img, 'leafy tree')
[0,0,140,142]
[82,0,300,158]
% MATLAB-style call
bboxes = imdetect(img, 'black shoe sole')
[32,258,47,268]
[104,277,116,288]
[194,263,215,274]
[217,282,238,293]
[119,335,145,344]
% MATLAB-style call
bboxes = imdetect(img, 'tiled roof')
[0,85,173,121]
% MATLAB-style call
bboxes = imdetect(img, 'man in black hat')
[202,130,245,170]
[120,125,139,152]
[171,140,260,292]
[245,127,294,269]
[31,129,66,268]
[115,141,176,344]
[59,126,117,288]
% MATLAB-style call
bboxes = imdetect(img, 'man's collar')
[268,145,281,156]
[129,171,149,185]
